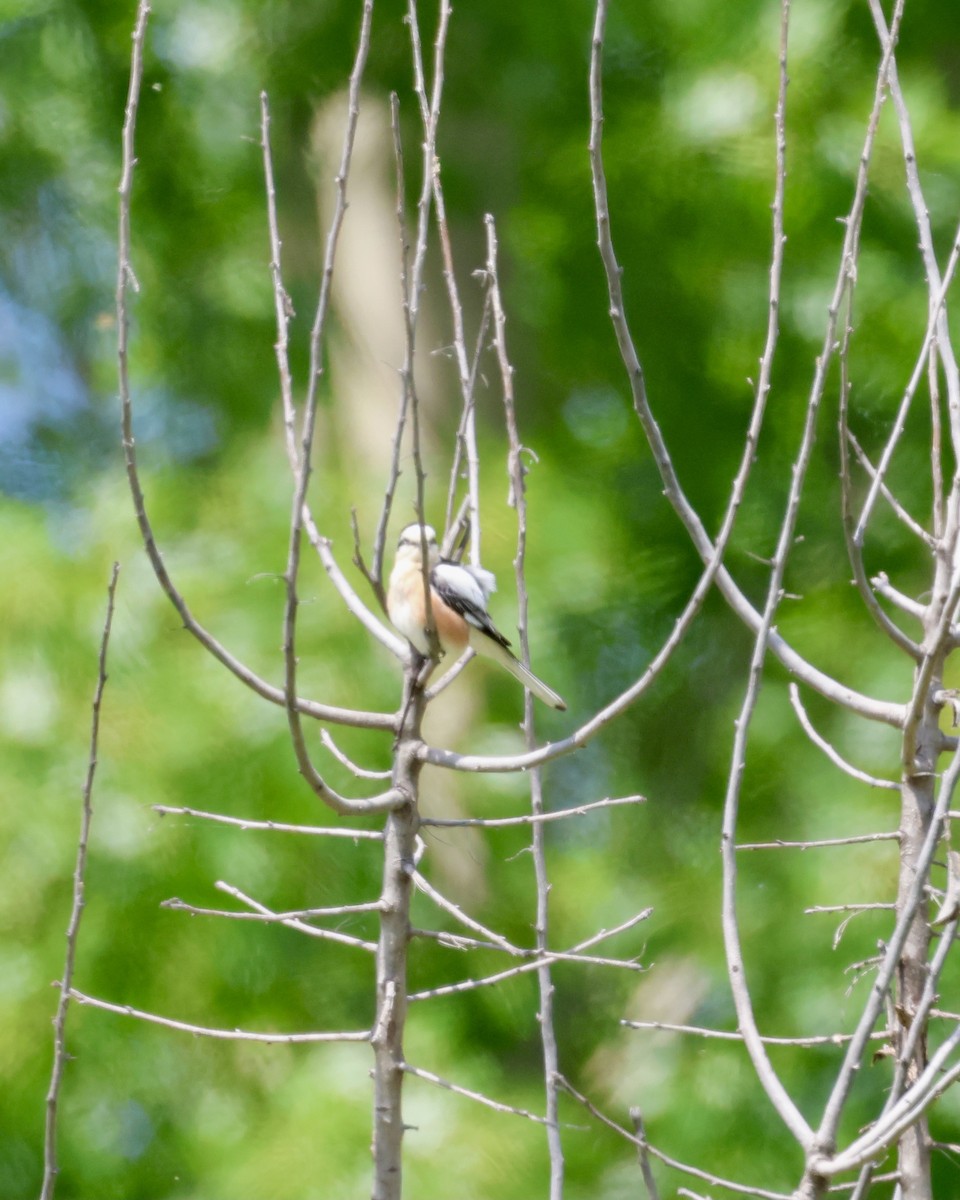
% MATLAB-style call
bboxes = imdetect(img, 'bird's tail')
[473,633,566,711]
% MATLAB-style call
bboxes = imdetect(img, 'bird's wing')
[431,560,511,650]
[461,564,497,602]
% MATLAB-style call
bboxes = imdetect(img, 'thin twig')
[630,1108,662,1200]
[422,648,475,699]
[715,0,834,1147]
[67,990,369,1043]
[420,0,903,781]
[739,832,900,851]
[868,0,960,463]
[320,728,392,780]
[845,430,935,548]
[622,1021,889,1047]
[410,869,520,954]
[821,1022,960,1175]
[213,881,377,951]
[828,1173,900,1194]
[814,723,960,1160]
[857,915,960,1165]
[420,794,645,827]
[444,297,492,545]
[839,284,925,659]
[588,0,902,731]
[403,0,453,565]
[277,2,406,817]
[163,897,381,922]
[153,805,384,839]
[790,685,900,790]
[408,945,644,1002]
[406,20,482,562]
[486,210,564,1194]
[412,907,648,968]
[261,88,404,651]
[930,345,946,540]
[370,92,412,590]
[568,908,653,953]
[161,888,379,951]
[870,572,926,623]
[401,1061,552,1125]
[118,25,391,733]
[557,1075,793,1200]
[852,244,960,547]
[41,563,120,1200]
[805,903,895,915]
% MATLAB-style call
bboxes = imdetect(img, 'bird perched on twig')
[386,522,566,711]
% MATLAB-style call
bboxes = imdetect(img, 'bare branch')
[410,926,643,977]
[806,902,891,953]
[422,648,475,700]
[367,93,411,595]
[869,572,927,624]
[67,989,369,1043]
[839,326,925,659]
[804,903,895,914]
[622,1021,889,1048]
[588,0,903,729]
[443,299,491,548]
[630,1108,662,1200]
[868,0,960,461]
[408,945,644,1002]
[486,210,565,1192]
[930,345,946,540]
[261,87,296,467]
[712,0,913,1151]
[153,804,384,839]
[189,881,379,951]
[829,1174,900,1195]
[852,235,960,545]
[557,1075,793,1200]
[820,1023,960,1175]
[842,916,960,1185]
[420,794,645,827]
[410,927,511,953]
[118,22,391,733]
[848,37,960,545]
[277,3,408,817]
[410,869,519,954]
[42,563,120,1200]
[368,10,459,1189]
[419,595,902,769]
[420,94,482,564]
[261,89,403,654]
[163,897,381,922]
[568,908,653,954]
[402,0,453,551]
[319,728,392,780]
[739,833,899,851]
[815,724,960,1153]
[792,685,899,790]
[421,0,902,781]
[401,1061,552,1125]
[845,430,935,548]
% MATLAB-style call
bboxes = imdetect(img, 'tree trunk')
[894,672,941,1200]
[371,671,424,1200]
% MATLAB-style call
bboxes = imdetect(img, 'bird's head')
[395,523,438,566]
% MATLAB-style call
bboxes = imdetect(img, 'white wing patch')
[432,561,491,617]
[461,564,497,602]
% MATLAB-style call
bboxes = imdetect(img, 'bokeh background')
[4,1,960,1196]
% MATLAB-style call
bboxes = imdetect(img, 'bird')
[386,522,566,711]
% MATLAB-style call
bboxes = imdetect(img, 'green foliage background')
[4,1,960,1196]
